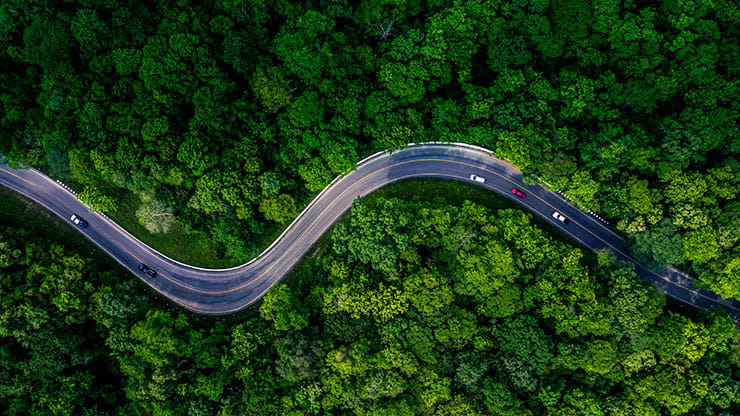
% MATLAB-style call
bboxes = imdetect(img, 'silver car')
[552,211,568,223]
[469,174,485,183]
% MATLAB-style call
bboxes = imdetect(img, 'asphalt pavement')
[2,143,739,320]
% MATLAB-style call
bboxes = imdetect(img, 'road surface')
[2,143,739,320]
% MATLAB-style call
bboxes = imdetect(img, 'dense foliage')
[2,196,739,415]
[1,0,739,294]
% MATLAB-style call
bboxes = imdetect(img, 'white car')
[70,214,88,228]
[552,211,568,223]
[469,174,485,183]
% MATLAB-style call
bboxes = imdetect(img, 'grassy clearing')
[109,191,228,269]
[369,177,522,211]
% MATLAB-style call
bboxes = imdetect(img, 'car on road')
[552,211,568,223]
[469,174,485,183]
[138,264,157,278]
[70,214,88,228]
[511,187,525,198]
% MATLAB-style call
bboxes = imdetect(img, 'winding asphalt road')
[2,143,739,320]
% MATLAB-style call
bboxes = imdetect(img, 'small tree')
[376,18,396,41]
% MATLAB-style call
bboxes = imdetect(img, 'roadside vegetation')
[1,1,739,414]
[0,188,106,261]
[110,190,228,268]
[1,0,739,297]
[2,196,739,415]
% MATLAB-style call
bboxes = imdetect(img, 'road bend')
[1,143,739,320]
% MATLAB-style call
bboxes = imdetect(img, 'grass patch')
[369,177,523,211]
[109,191,229,269]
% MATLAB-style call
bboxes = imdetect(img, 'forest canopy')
[1,0,739,295]
[1,193,739,415]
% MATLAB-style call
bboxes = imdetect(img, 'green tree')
[259,194,298,224]
[634,219,685,267]
[495,124,551,171]
[662,170,708,204]
[77,188,117,213]
[188,172,226,214]
[111,48,142,75]
[379,60,429,105]
[287,90,323,128]
[402,268,453,315]
[272,10,338,87]
[22,15,71,72]
[682,227,720,264]
[260,284,309,331]
[70,9,109,55]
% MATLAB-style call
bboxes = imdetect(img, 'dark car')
[511,187,525,198]
[70,214,88,228]
[138,264,157,278]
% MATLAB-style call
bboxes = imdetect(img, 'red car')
[511,187,525,198]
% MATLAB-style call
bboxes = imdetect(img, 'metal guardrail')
[54,179,77,196]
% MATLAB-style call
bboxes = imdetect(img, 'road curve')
[2,143,739,320]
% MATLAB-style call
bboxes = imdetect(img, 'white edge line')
[11,144,738,318]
